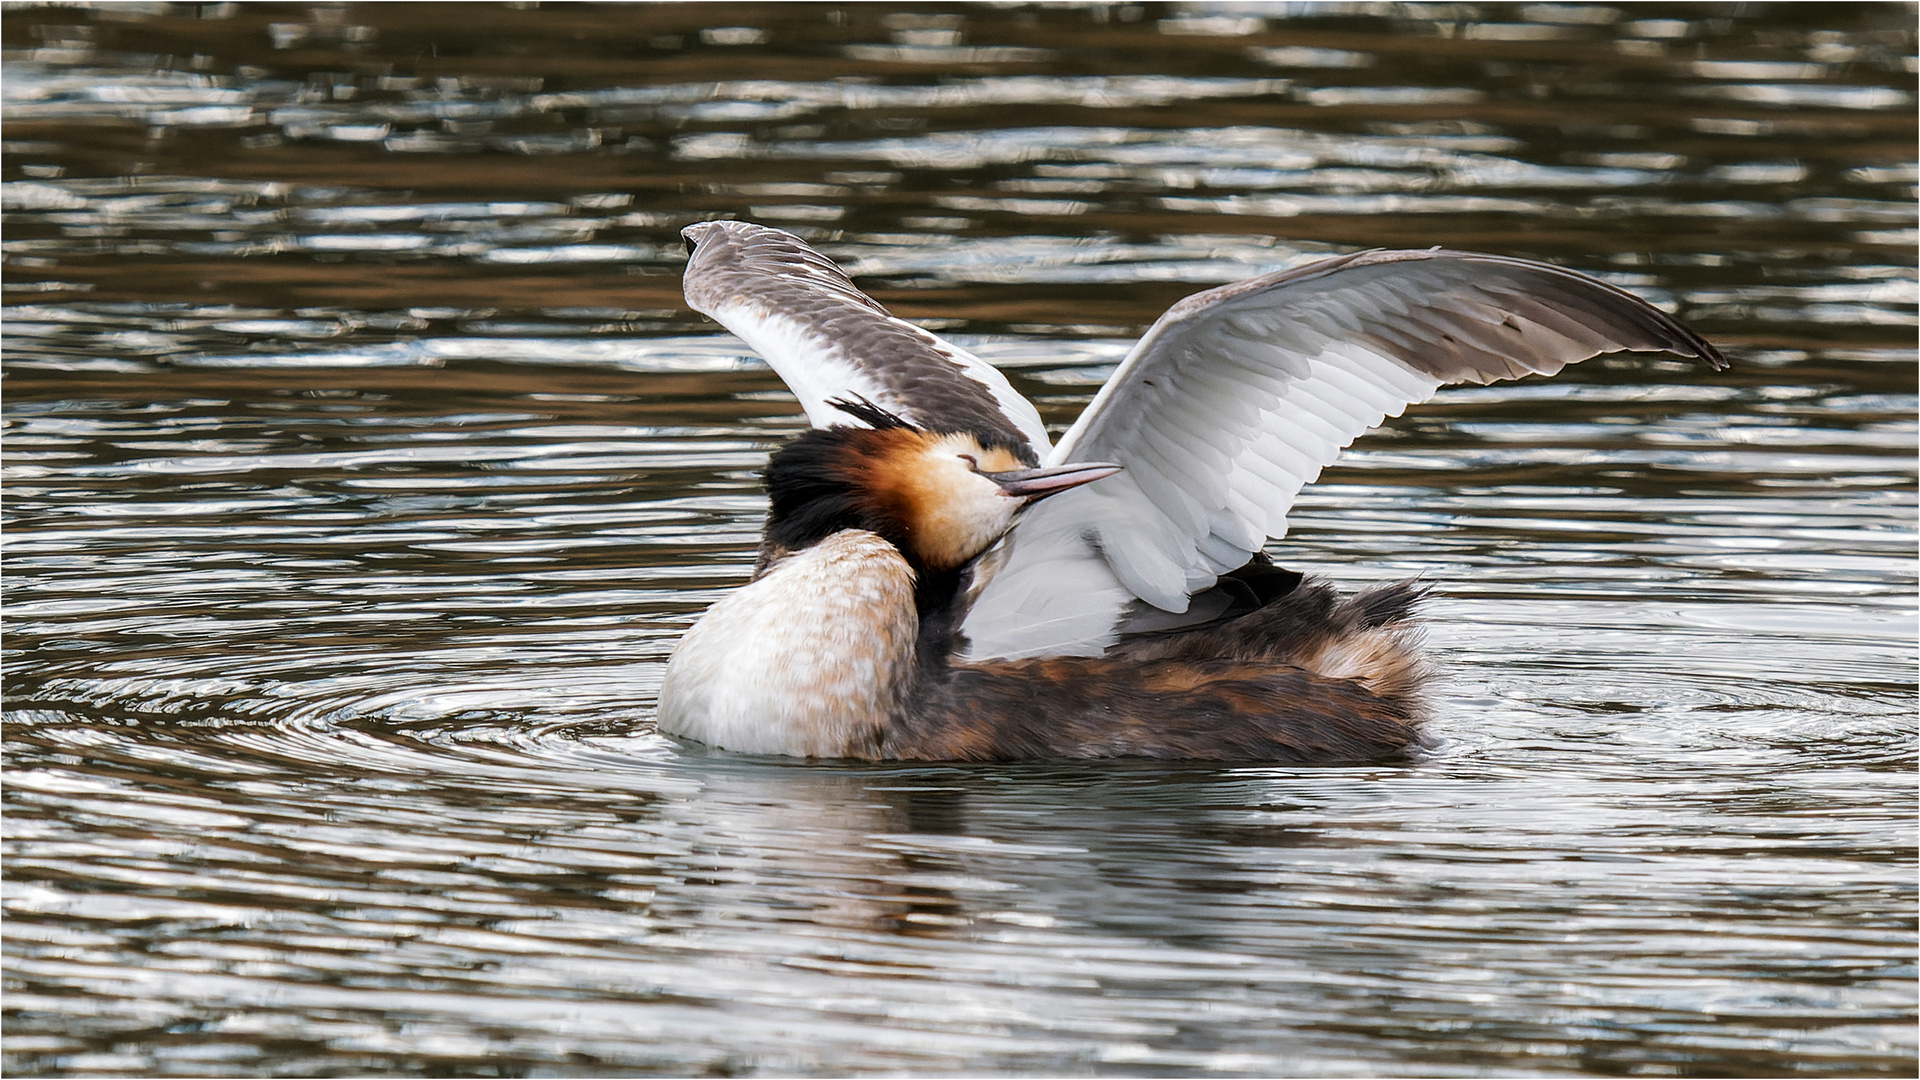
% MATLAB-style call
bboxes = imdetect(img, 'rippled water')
[4,3,1916,1077]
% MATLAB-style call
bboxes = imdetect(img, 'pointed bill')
[985,461,1122,500]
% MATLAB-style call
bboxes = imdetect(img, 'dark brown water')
[4,3,1916,1076]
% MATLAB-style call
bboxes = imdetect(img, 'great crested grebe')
[658,220,1724,762]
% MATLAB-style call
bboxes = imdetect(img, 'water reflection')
[4,2,1917,1077]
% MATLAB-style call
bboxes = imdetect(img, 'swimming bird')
[658,221,1724,761]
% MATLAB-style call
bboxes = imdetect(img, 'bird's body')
[664,524,1428,762]
[657,221,1724,762]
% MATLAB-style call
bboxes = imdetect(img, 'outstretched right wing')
[961,248,1725,660]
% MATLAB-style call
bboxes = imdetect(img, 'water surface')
[4,3,1916,1076]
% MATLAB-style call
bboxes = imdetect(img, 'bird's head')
[763,399,1119,573]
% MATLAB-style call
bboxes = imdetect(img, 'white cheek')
[942,468,1020,551]
[910,446,1027,567]
[954,483,1020,544]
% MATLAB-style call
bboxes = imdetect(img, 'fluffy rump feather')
[880,576,1431,762]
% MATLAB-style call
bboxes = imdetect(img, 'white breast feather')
[657,531,918,757]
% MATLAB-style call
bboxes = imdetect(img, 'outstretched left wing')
[681,220,1050,461]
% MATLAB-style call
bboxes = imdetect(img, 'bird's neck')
[657,530,922,757]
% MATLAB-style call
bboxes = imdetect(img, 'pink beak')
[984,461,1122,501]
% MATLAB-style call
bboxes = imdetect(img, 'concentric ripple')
[7,332,1913,1077]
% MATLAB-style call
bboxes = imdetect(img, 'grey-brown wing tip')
[1163,247,1726,374]
[1366,248,1728,372]
[681,219,886,316]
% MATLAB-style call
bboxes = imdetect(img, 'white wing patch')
[709,302,898,430]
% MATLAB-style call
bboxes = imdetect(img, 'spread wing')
[681,220,1050,462]
[960,248,1726,660]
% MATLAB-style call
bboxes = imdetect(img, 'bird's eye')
[957,454,979,471]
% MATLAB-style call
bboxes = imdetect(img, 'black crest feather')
[763,424,900,559]
[828,395,917,431]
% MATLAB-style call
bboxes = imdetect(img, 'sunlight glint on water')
[3,3,1915,1076]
